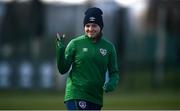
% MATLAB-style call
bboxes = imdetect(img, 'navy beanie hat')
[83,7,104,29]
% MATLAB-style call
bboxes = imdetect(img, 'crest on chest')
[99,48,107,56]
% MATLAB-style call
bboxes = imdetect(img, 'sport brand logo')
[82,48,88,52]
[89,17,96,21]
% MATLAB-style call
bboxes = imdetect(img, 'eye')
[92,24,98,28]
[85,24,90,28]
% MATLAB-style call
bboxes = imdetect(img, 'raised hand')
[56,33,66,47]
[56,33,66,42]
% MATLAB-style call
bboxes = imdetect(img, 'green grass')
[0,90,65,110]
[103,92,180,110]
[0,90,179,110]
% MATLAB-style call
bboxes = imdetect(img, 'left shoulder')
[101,37,115,48]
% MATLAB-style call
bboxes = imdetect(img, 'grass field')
[0,90,179,110]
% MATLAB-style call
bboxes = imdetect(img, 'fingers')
[56,33,66,41]
[62,34,65,38]
[56,33,60,40]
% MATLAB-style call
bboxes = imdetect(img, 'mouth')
[87,32,95,35]
[88,33,94,35]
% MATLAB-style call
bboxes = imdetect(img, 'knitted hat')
[83,7,104,30]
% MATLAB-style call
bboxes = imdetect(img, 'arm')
[56,33,75,74]
[103,45,119,92]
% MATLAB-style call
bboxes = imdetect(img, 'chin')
[88,35,96,38]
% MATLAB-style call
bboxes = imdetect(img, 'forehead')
[85,23,98,26]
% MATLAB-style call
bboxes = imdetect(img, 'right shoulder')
[65,35,85,51]
[69,35,86,44]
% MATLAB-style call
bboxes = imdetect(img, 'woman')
[56,7,119,110]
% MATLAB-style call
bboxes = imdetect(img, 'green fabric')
[103,73,119,93]
[56,35,119,106]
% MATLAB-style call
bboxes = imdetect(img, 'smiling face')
[84,23,101,39]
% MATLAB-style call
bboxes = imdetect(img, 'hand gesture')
[56,33,66,47]
[56,33,66,42]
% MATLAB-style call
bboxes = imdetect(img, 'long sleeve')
[109,45,119,83]
[108,45,119,76]
[103,45,119,92]
[56,40,75,74]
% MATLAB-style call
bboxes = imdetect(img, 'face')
[84,23,101,38]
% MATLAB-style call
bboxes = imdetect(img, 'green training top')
[56,35,119,106]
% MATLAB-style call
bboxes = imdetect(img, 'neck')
[90,32,102,43]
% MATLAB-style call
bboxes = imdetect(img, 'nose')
[88,26,93,31]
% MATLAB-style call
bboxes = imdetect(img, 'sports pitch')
[0,90,179,110]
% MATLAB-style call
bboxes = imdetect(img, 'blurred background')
[0,0,179,110]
